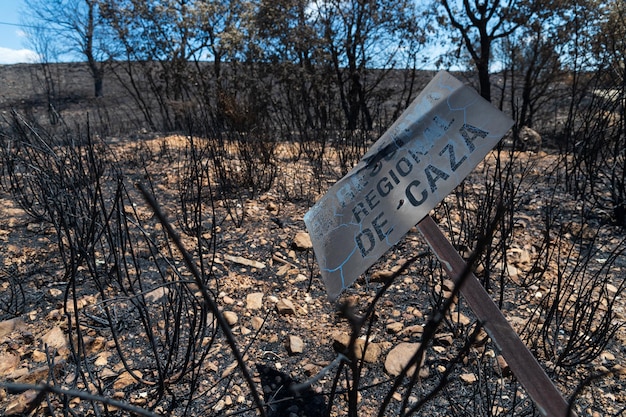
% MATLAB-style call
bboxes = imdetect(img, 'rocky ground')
[0,134,625,416]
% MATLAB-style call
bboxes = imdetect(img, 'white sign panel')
[304,71,514,301]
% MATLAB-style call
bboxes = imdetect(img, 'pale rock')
[333,332,381,363]
[223,311,239,326]
[31,350,47,363]
[145,287,169,302]
[473,328,490,346]
[113,370,143,390]
[505,263,520,284]
[246,292,264,310]
[354,339,381,363]
[99,368,117,379]
[0,352,20,375]
[496,355,511,377]
[303,363,319,376]
[5,367,29,380]
[433,346,447,354]
[95,351,112,367]
[386,321,404,334]
[224,254,266,269]
[91,336,107,353]
[502,125,541,151]
[449,311,472,326]
[507,246,531,266]
[0,318,24,338]
[434,333,453,346]
[286,335,305,355]
[48,288,63,297]
[402,324,424,336]
[46,309,63,321]
[4,390,38,416]
[276,298,296,315]
[17,361,65,384]
[251,316,264,331]
[384,342,426,377]
[41,326,68,350]
[370,270,394,282]
[441,279,455,292]
[460,373,477,384]
[294,273,308,282]
[292,231,313,250]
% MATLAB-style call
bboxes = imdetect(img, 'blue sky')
[0,0,449,69]
[0,0,38,64]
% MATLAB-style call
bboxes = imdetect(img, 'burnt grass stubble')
[0,63,625,416]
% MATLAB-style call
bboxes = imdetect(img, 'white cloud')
[0,47,40,64]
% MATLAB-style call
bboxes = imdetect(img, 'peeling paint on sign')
[304,71,514,301]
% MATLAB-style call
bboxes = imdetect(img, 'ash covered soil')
[0,134,624,416]
[0,63,624,417]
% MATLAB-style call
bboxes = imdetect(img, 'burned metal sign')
[304,71,514,300]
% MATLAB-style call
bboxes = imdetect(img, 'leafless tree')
[22,0,114,97]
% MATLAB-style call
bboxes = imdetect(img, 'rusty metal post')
[417,215,574,417]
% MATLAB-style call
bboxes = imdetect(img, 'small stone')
[386,321,404,334]
[94,351,112,367]
[505,263,520,283]
[0,318,24,338]
[402,325,424,336]
[384,342,425,377]
[223,311,239,326]
[508,246,532,265]
[292,231,313,250]
[48,288,63,297]
[145,287,169,302]
[434,333,453,347]
[0,352,20,374]
[473,328,490,346]
[224,254,266,269]
[286,335,304,355]
[251,316,264,330]
[303,363,319,376]
[276,298,296,315]
[441,279,455,292]
[460,373,477,384]
[332,332,381,363]
[355,339,381,363]
[113,370,143,390]
[31,350,47,363]
[449,311,472,326]
[246,292,264,310]
[41,326,68,350]
[495,355,511,376]
[4,390,38,416]
[370,270,394,282]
